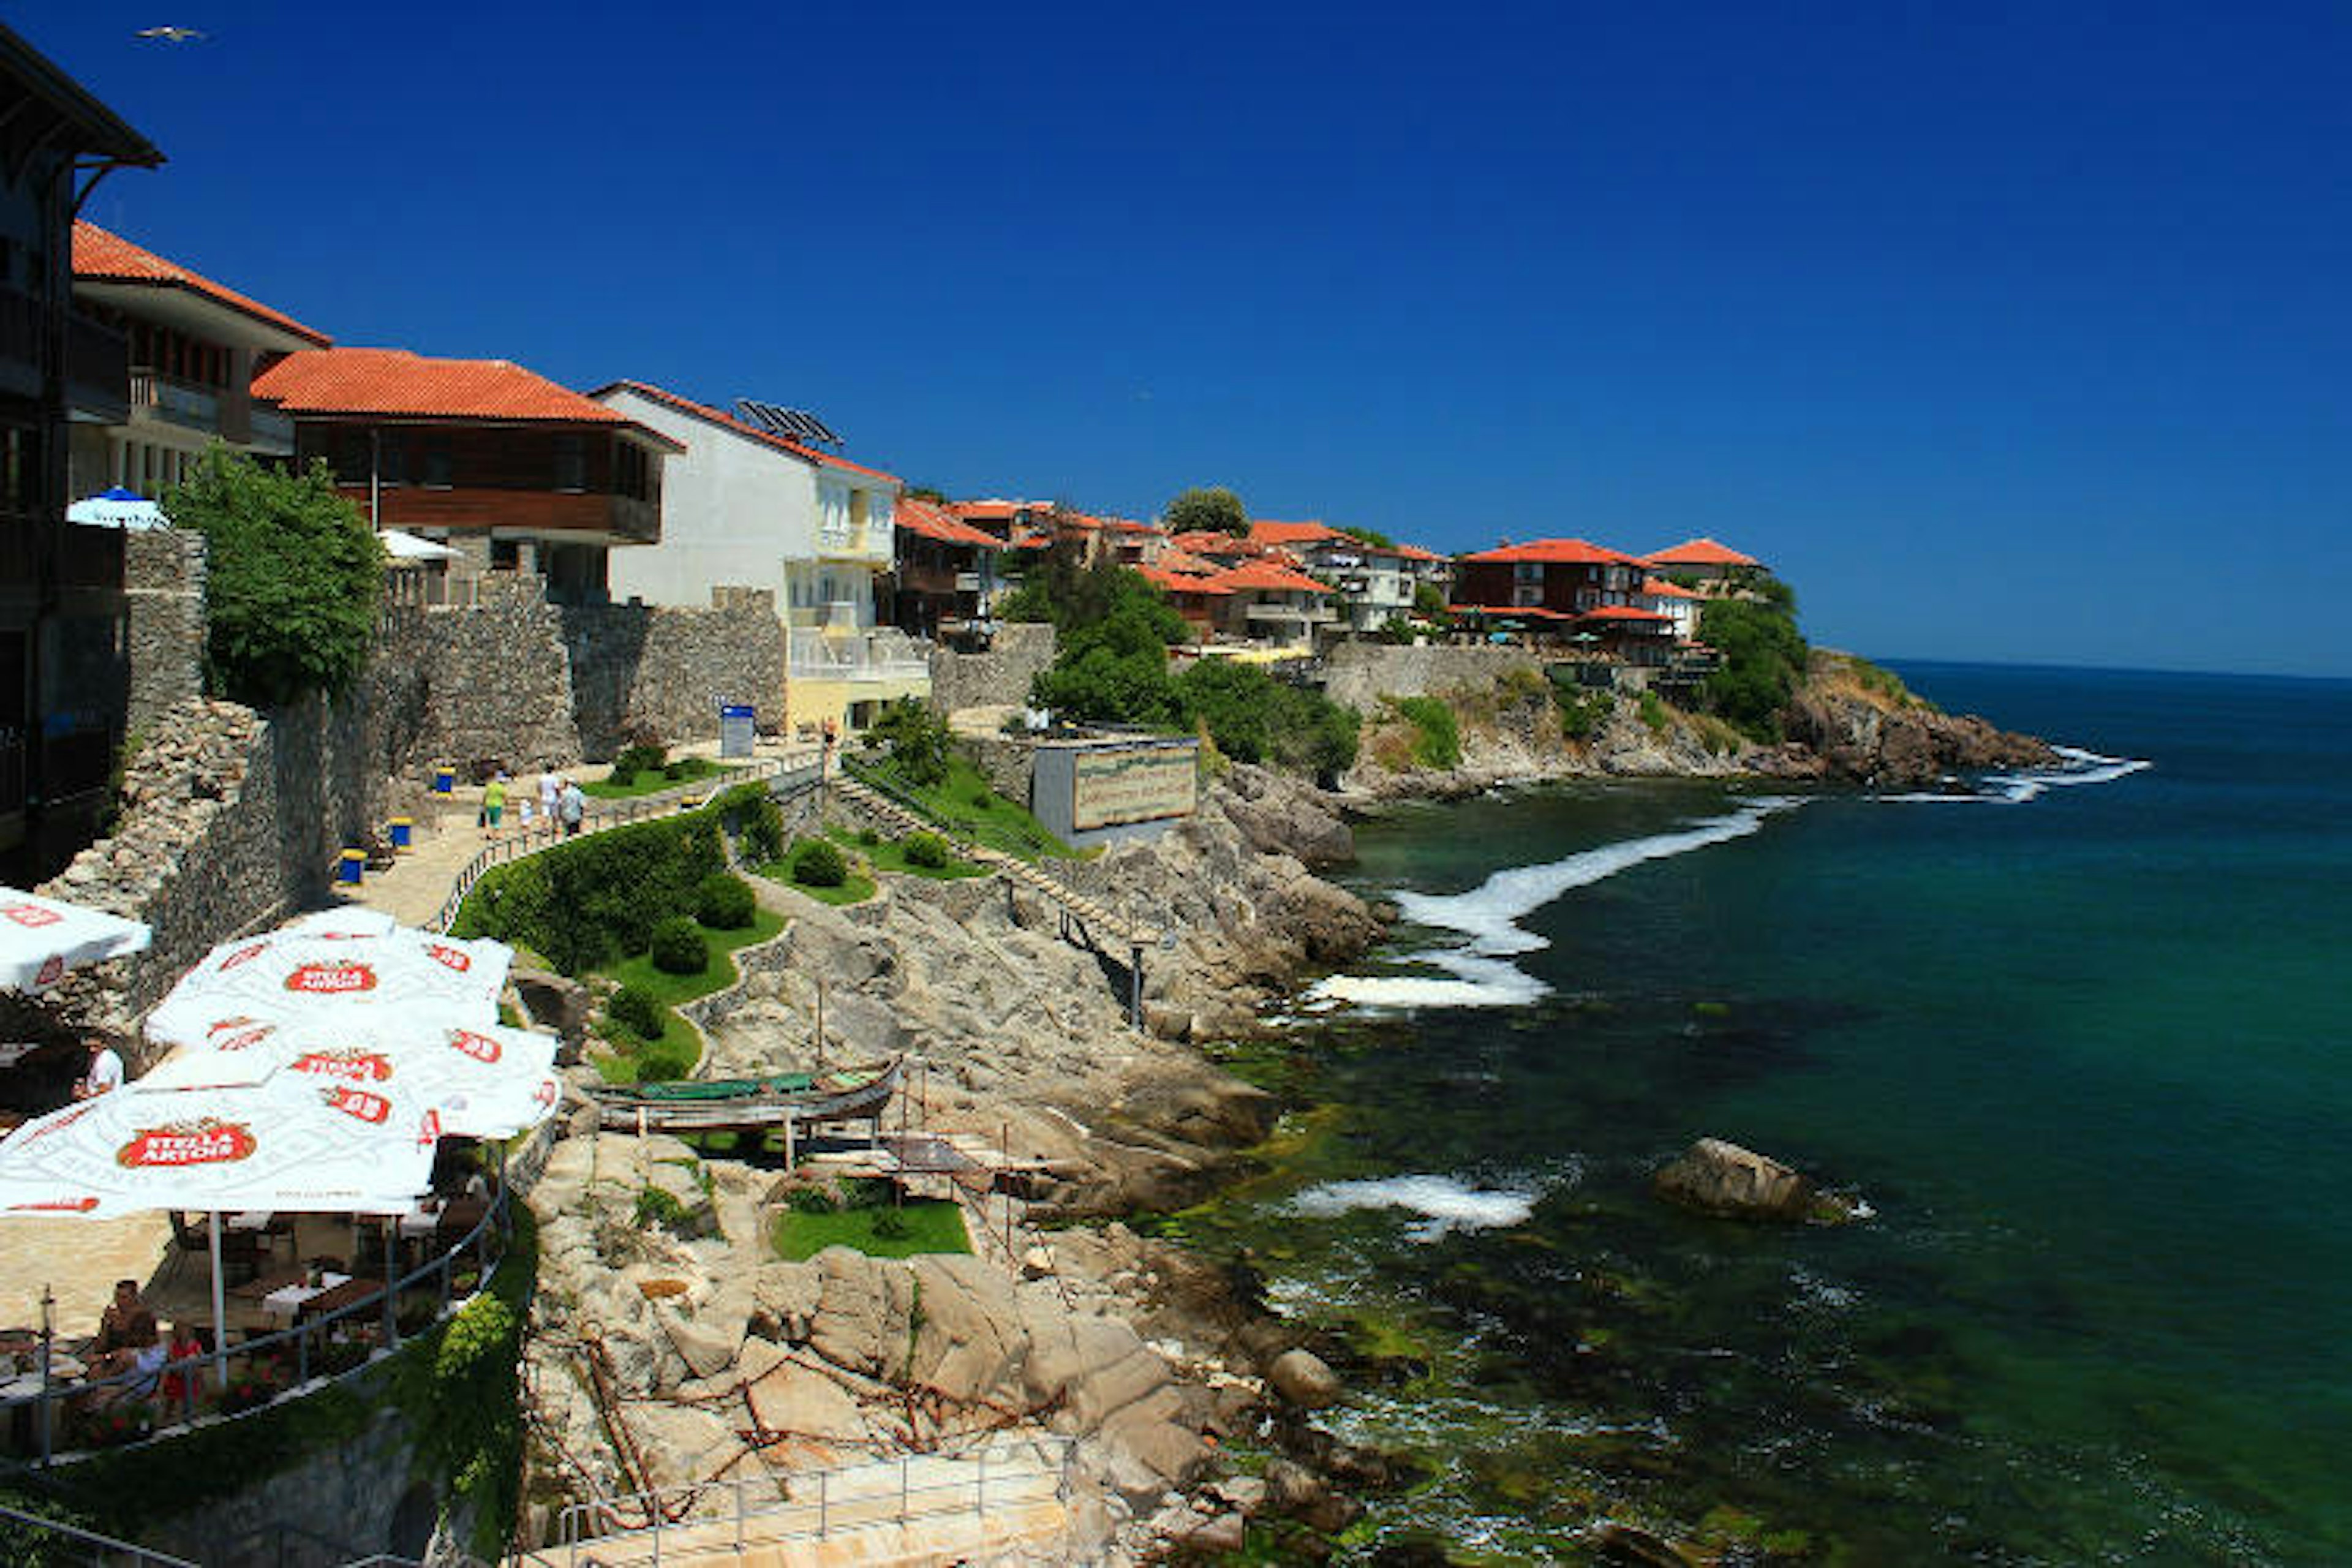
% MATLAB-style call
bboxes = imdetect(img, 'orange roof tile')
[1139,564,1233,596]
[1153,548,1223,577]
[260,349,639,426]
[1645,535,1759,568]
[1388,542,1446,562]
[1641,576,1700,599]
[895,496,1002,549]
[951,499,1031,522]
[1207,559,1335,596]
[1247,519,1345,548]
[1580,605,1673,623]
[1458,538,1647,567]
[74,221,330,346]
[1168,530,1266,557]
[595,380,898,480]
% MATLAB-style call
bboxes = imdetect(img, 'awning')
[379,529,459,562]
[66,487,168,531]
[145,925,514,1054]
[0,887,151,992]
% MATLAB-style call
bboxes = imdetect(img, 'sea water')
[1186,663,2352,1563]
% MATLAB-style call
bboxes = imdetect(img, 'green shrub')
[1637,690,1672,734]
[790,837,849,889]
[1549,673,1613,741]
[785,1185,839,1215]
[634,1186,689,1229]
[867,698,954,787]
[453,806,725,973]
[902,831,949,869]
[695,873,756,930]
[724,785,785,865]
[870,1210,911,1242]
[607,984,665,1041]
[1391,696,1462,768]
[858,826,881,846]
[1697,582,1809,742]
[649,916,708,975]
[663,758,693,780]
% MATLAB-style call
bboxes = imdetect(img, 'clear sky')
[27,3,2352,676]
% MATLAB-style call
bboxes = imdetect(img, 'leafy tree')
[904,483,947,503]
[1412,580,1449,617]
[1698,578,1809,741]
[865,696,952,786]
[1174,658,1273,761]
[1339,523,1396,549]
[162,447,383,707]
[996,576,1053,622]
[1163,485,1248,537]
[1032,644,1185,728]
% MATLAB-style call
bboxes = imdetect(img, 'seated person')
[157,1321,205,1420]
[73,1036,124,1101]
[86,1278,157,1381]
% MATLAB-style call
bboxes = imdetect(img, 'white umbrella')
[378,529,458,562]
[0,886,152,992]
[145,925,513,1053]
[0,1071,440,1398]
[143,1017,564,1141]
[65,487,169,531]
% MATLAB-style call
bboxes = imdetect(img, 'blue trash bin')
[388,817,413,850]
[337,850,366,885]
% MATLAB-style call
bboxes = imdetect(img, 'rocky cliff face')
[1784,656,2055,787]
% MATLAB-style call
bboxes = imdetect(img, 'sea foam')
[1314,799,1798,1011]
[1883,744,2153,806]
[1288,1173,1540,1242]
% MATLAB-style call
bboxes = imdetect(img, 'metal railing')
[0,1499,200,1566]
[0,1182,514,1474]
[429,755,820,933]
[550,1437,1076,1564]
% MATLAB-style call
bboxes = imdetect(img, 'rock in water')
[1652,1137,1819,1221]
[1267,1346,1343,1409]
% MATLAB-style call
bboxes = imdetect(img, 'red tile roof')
[1207,559,1335,596]
[895,496,1002,549]
[74,221,331,347]
[951,500,1027,521]
[1387,542,1446,562]
[1247,519,1344,548]
[1645,535,1758,568]
[595,380,898,481]
[258,349,642,426]
[1641,576,1700,599]
[1168,530,1268,557]
[1580,605,1673,623]
[1458,538,1647,567]
[1447,603,1575,620]
[1139,564,1233,596]
[1153,548,1223,577]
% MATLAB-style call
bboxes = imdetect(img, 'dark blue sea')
[1174,662,2352,1563]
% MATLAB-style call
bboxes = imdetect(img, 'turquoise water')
[1194,664,2352,1562]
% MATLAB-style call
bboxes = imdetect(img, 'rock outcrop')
[1651,1137,1860,1223]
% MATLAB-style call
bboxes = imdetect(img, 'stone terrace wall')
[1321,641,1547,715]
[562,587,787,758]
[123,528,208,734]
[413,575,578,774]
[929,621,1055,714]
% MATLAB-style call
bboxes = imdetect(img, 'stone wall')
[560,587,786,758]
[960,733,1038,807]
[412,575,579,775]
[175,1403,453,1566]
[929,621,1056,715]
[1319,641,1549,715]
[123,529,208,734]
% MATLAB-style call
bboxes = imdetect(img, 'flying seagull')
[135,26,206,42]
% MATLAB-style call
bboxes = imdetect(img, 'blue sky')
[28,3,2351,675]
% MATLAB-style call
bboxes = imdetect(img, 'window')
[553,434,585,491]
[339,432,369,485]
[379,432,404,485]
[489,540,521,571]
[423,443,452,487]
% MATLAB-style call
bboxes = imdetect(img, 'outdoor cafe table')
[295,1276,384,1323]
[262,1273,351,1324]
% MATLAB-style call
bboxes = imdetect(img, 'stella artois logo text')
[326,1086,392,1124]
[448,1029,502,1063]
[426,943,472,972]
[7,1196,100,1213]
[284,960,378,995]
[219,941,269,972]
[418,1110,442,1149]
[291,1048,394,1084]
[2,902,62,928]
[118,1118,257,1169]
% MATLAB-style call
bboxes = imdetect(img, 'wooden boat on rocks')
[585,1057,900,1134]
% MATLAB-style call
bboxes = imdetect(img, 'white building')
[1245,520,1449,634]
[592,380,927,731]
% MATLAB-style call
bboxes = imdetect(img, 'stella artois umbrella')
[0,886,152,993]
[145,925,513,1053]
[141,1018,564,1141]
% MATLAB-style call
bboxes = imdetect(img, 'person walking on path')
[559,778,586,837]
[483,772,508,835]
[538,767,560,824]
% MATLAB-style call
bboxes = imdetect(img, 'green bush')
[1638,690,1672,734]
[634,1186,689,1229]
[162,449,383,707]
[606,741,667,788]
[858,826,881,846]
[867,698,954,787]
[1391,696,1463,768]
[662,758,693,780]
[902,831,950,869]
[790,837,849,889]
[452,806,725,973]
[607,984,665,1041]
[1697,581,1809,742]
[785,1185,839,1215]
[723,785,785,865]
[649,916,708,976]
[635,1040,695,1083]
[695,873,756,930]
[1549,672,1613,741]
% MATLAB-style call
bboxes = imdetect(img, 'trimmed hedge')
[902,831,949,870]
[451,806,725,974]
[790,837,848,889]
[649,916,708,976]
[608,984,665,1041]
[696,872,756,930]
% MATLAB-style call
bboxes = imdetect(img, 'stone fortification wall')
[561,587,786,758]
[929,621,1055,714]
[960,733,1038,805]
[413,575,579,774]
[1320,641,1547,715]
[123,529,208,734]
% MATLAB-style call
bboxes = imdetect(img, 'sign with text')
[1071,744,1197,831]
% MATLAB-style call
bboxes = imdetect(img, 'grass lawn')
[772,1199,971,1261]
[851,754,1082,861]
[754,858,878,906]
[582,756,739,799]
[824,826,988,881]
[590,907,786,1082]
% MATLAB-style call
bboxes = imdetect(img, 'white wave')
[1313,799,1799,1012]
[1880,743,2152,806]
[1289,1173,1539,1242]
